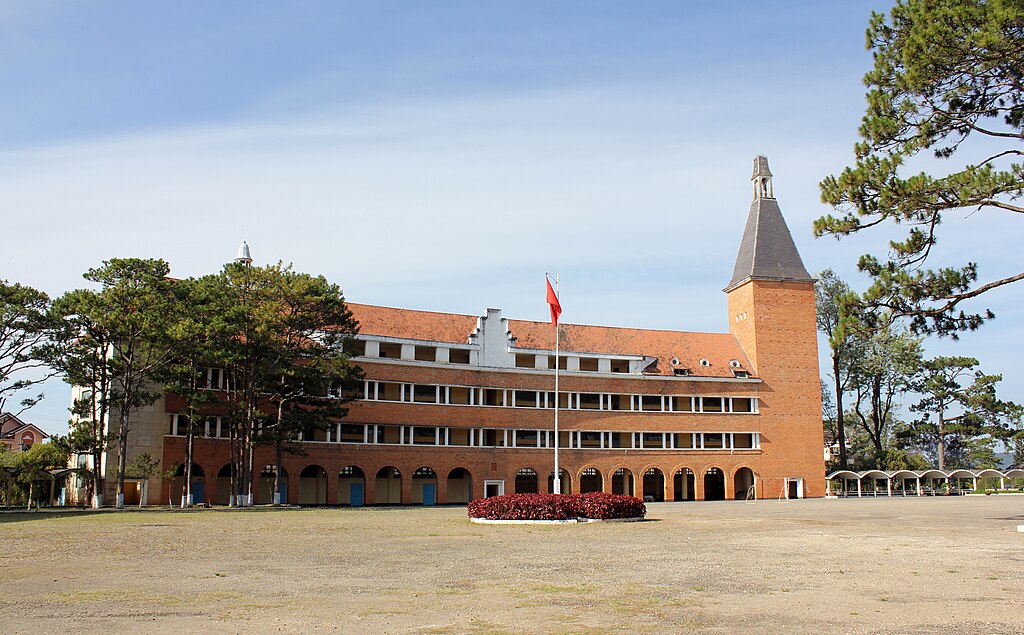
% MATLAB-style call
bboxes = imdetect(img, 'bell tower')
[725,155,824,497]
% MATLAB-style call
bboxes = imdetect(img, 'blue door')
[192,480,205,504]
[422,483,436,506]
[350,482,364,507]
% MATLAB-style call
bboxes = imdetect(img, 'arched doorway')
[412,467,438,505]
[215,463,235,505]
[299,465,328,505]
[580,468,603,493]
[734,467,755,500]
[704,467,725,501]
[446,468,472,503]
[547,469,571,494]
[170,463,206,506]
[612,468,634,496]
[338,466,366,506]
[673,468,695,501]
[643,468,665,502]
[257,465,288,504]
[515,468,539,494]
[375,467,402,504]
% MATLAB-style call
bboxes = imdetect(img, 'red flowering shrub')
[574,492,646,520]
[468,493,645,521]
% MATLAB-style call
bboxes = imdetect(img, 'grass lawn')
[1,496,1022,634]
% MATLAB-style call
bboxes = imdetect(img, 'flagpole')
[552,273,561,494]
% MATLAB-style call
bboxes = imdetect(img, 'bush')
[467,492,645,521]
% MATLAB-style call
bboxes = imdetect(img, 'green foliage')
[905,356,1021,469]
[815,269,862,468]
[125,453,161,480]
[0,279,55,412]
[817,0,1024,337]
[845,315,924,469]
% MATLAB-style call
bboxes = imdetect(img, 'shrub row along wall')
[467,493,646,521]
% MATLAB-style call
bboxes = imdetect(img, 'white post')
[857,478,862,497]
[553,273,561,495]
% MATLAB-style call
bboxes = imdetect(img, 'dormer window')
[699,359,710,367]
[733,370,750,378]
[673,367,690,376]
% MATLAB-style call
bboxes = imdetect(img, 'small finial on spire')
[235,240,252,265]
[751,155,774,199]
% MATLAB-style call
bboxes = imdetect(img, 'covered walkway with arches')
[827,468,1024,497]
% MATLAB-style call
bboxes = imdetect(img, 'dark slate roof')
[724,196,813,292]
[751,155,772,179]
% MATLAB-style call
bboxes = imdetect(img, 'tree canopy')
[817,0,1024,337]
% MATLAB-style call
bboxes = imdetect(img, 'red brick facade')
[158,156,825,505]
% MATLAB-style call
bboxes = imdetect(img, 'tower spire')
[725,156,812,292]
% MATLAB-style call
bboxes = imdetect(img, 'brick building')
[1,412,48,453]
[76,155,825,505]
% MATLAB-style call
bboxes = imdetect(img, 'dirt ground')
[1,496,1022,634]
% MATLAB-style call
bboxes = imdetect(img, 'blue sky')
[2,2,1020,436]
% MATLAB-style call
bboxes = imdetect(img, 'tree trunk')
[183,409,195,508]
[115,408,129,509]
[274,436,284,506]
[937,409,945,471]
[833,355,848,469]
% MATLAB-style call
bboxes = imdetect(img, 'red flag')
[546,277,561,325]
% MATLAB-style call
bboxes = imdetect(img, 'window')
[449,349,471,364]
[378,382,402,401]
[515,353,535,369]
[377,425,401,444]
[448,428,470,446]
[640,395,662,412]
[483,389,504,407]
[514,390,538,408]
[412,427,437,445]
[413,384,437,403]
[643,432,665,449]
[547,392,571,409]
[610,360,629,373]
[671,396,693,412]
[579,357,599,372]
[414,346,436,362]
[733,433,755,449]
[674,433,694,449]
[580,432,602,448]
[339,424,363,443]
[449,386,472,405]
[482,429,505,447]
[703,433,724,449]
[515,430,539,447]
[701,397,724,413]
[732,397,754,413]
[578,394,600,410]
[346,339,367,357]
[377,342,401,358]
[549,356,568,370]
[607,394,628,411]
[609,432,629,449]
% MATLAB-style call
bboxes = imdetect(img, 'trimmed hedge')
[467,492,645,521]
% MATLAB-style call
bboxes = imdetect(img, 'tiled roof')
[508,319,752,378]
[348,303,478,344]
[347,303,753,378]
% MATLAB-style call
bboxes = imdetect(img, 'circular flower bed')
[467,492,645,521]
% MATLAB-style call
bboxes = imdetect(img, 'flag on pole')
[546,276,561,325]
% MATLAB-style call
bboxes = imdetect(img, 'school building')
[80,155,826,505]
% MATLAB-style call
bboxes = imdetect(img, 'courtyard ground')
[0,496,1022,634]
